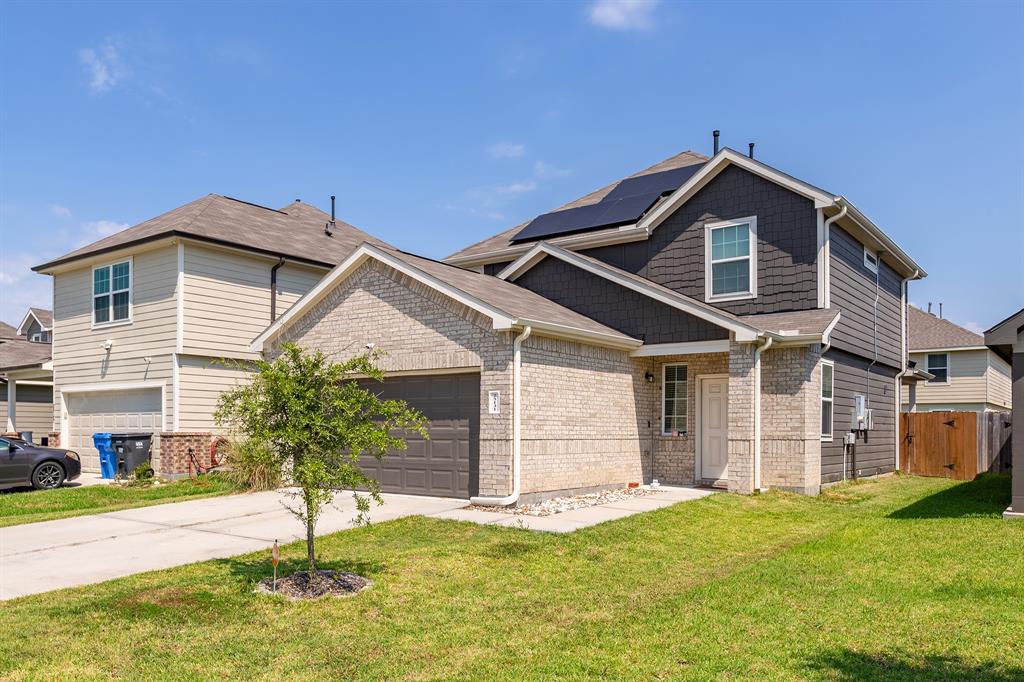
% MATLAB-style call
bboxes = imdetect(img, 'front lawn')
[0,474,239,527]
[1,474,1021,680]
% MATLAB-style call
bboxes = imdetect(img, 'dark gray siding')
[515,256,728,344]
[581,164,819,316]
[483,261,513,277]
[821,347,898,484]
[828,225,902,369]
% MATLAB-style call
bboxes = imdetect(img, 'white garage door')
[66,389,162,471]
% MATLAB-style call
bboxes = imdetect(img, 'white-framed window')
[926,353,949,383]
[92,259,132,327]
[29,330,51,343]
[820,359,834,440]
[705,216,757,302]
[662,363,688,435]
[863,247,879,273]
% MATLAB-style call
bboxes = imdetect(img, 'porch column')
[5,377,15,433]
[728,341,756,494]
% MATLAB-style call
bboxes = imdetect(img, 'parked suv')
[0,437,81,490]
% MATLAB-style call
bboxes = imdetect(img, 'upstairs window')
[662,364,688,435]
[93,260,132,326]
[926,353,949,383]
[863,247,879,273]
[705,217,757,302]
[821,360,834,440]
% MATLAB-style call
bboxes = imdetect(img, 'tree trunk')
[304,490,316,574]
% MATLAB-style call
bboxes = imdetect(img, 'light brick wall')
[728,341,756,493]
[519,336,647,496]
[760,344,822,495]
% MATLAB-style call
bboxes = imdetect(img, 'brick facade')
[156,432,212,478]
[728,341,757,493]
[760,344,822,495]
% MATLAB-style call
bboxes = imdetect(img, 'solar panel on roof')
[510,162,705,243]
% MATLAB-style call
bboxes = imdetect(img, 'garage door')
[359,373,479,498]
[66,389,162,471]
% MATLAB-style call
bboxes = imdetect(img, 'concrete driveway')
[0,489,465,600]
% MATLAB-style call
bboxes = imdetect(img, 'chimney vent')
[927,302,933,315]
[713,130,720,155]
[325,195,336,236]
[748,142,755,159]
[939,302,943,319]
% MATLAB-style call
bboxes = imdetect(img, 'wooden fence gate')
[899,411,1012,480]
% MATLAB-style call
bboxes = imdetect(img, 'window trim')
[661,362,689,436]
[863,246,879,273]
[926,352,950,385]
[91,257,134,329]
[704,216,758,303]
[820,359,834,441]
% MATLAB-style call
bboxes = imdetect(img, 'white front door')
[699,376,729,482]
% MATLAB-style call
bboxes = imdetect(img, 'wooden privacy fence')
[900,411,1012,480]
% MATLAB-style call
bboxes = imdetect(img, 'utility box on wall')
[851,395,874,431]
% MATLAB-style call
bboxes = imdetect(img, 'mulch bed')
[255,570,372,600]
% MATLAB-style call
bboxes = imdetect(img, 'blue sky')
[2,0,1021,332]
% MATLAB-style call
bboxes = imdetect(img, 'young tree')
[215,342,427,575]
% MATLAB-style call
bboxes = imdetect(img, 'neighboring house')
[252,144,925,501]
[1,309,55,442]
[985,308,1023,520]
[901,305,1012,412]
[32,195,386,473]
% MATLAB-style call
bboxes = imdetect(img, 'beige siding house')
[33,195,373,473]
[901,305,1012,412]
[1,309,55,441]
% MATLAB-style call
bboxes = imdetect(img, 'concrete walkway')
[0,485,712,600]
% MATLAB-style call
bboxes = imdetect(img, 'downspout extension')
[471,325,532,507]
[270,257,286,322]
[753,335,773,493]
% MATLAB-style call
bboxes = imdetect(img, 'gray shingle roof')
[739,308,841,338]
[0,338,51,371]
[907,305,984,350]
[28,308,53,329]
[34,195,387,272]
[0,322,16,339]
[446,150,708,262]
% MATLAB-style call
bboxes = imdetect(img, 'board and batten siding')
[176,355,253,432]
[51,245,179,432]
[827,225,903,370]
[901,349,1012,410]
[181,243,325,360]
[820,347,898,484]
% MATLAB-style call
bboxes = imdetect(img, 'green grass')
[0,474,239,527]
[1,474,1021,681]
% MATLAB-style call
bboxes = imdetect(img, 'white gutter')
[752,335,773,492]
[470,325,532,507]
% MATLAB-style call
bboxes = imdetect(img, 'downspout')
[269,257,286,321]
[821,204,848,308]
[471,325,532,506]
[752,335,773,492]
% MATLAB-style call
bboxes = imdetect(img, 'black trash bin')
[111,433,154,477]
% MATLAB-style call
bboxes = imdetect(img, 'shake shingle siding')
[581,165,819,316]
[828,225,903,369]
[820,347,898,483]
[515,257,728,344]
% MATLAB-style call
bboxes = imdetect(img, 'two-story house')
[902,304,1012,412]
[252,143,926,502]
[32,196,384,473]
[1,308,54,441]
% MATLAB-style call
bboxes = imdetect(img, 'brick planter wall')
[157,432,213,478]
[47,432,60,447]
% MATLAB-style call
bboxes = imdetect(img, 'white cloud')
[588,0,659,30]
[48,204,72,219]
[533,161,573,179]
[79,39,127,93]
[488,142,526,159]
[0,250,53,326]
[962,321,985,334]
[77,219,129,246]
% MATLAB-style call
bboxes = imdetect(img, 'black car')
[0,437,81,490]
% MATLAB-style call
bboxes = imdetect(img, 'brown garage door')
[359,373,479,498]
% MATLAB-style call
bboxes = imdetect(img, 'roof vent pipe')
[748,143,755,159]
[927,302,932,314]
[324,195,336,236]
[939,302,943,319]
[713,130,720,154]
